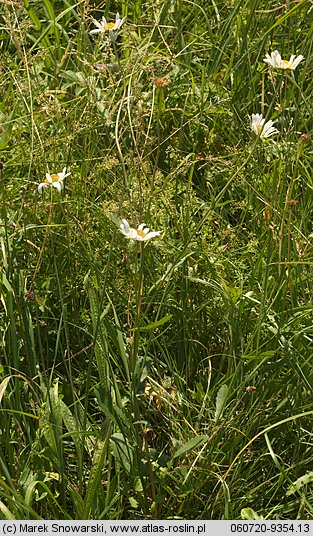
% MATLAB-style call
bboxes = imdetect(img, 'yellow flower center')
[282,60,291,68]
[107,22,116,30]
[256,125,262,134]
[136,229,147,238]
[44,174,60,185]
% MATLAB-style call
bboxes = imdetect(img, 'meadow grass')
[0,0,313,520]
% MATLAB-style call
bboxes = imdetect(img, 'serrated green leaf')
[214,384,229,421]
[241,508,264,520]
[110,433,134,474]
[286,471,313,496]
[129,497,139,509]
[0,135,10,151]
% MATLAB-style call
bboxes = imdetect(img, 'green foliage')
[0,0,312,520]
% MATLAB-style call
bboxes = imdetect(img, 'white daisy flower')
[251,114,278,139]
[119,219,161,241]
[263,50,304,71]
[38,167,70,194]
[90,13,125,40]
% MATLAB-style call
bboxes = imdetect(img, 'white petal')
[91,19,103,30]
[130,229,139,239]
[144,231,161,240]
[251,114,264,135]
[263,54,273,66]
[38,183,46,193]
[272,50,282,63]
[251,125,258,136]
[121,219,130,231]
[135,230,160,241]
[260,120,278,138]
[52,181,62,192]
[116,16,125,29]
[119,219,132,237]
[292,55,304,69]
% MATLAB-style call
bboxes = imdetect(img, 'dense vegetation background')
[0,0,312,520]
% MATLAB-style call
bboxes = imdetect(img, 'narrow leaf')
[172,435,208,460]
[83,422,111,518]
[137,314,172,332]
[0,377,11,405]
